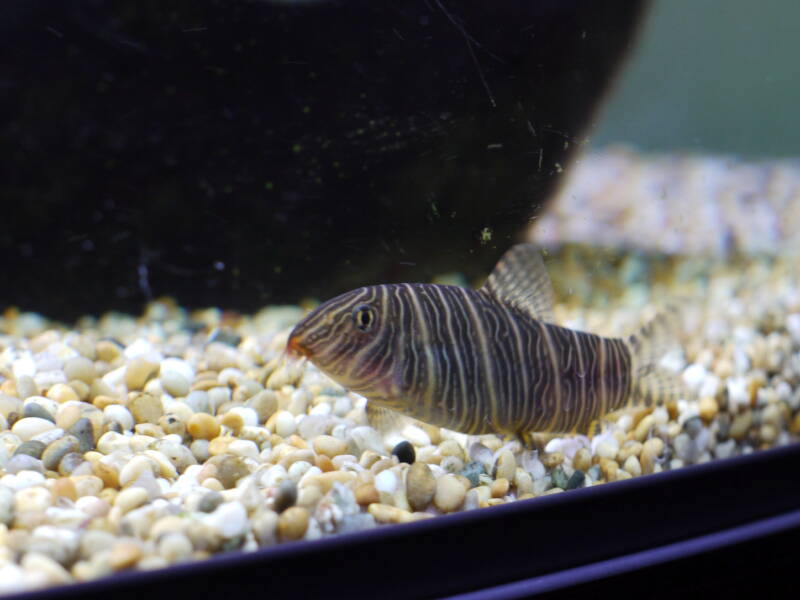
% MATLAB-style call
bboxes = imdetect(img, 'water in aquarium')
[0,0,798,593]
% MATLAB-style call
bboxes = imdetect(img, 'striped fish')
[287,244,680,442]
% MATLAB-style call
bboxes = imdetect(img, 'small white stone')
[727,376,749,410]
[97,431,131,455]
[202,501,248,538]
[309,403,332,416]
[160,357,195,382]
[274,411,296,438]
[114,487,149,513]
[401,425,431,447]
[12,353,37,379]
[11,417,56,442]
[227,440,259,459]
[119,455,158,487]
[207,387,231,411]
[260,465,288,488]
[287,460,313,483]
[787,314,800,345]
[30,428,65,446]
[104,405,135,431]
[217,368,244,386]
[374,469,397,494]
[682,363,707,393]
[15,486,53,513]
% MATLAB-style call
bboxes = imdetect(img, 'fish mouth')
[286,333,310,358]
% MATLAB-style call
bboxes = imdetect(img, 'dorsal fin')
[480,243,555,323]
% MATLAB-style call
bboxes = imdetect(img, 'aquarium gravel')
[0,251,798,593]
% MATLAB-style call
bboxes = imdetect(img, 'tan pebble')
[406,461,436,511]
[277,506,309,540]
[698,396,719,423]
[314,454,334,472]
[730,410,753,441]
[125,358,159,391]
[0,379,16,396]
[280,449,315,468]
[623,455,642,477]
[287,434,308,449]
[46,383,80,404]
[129,393,163,424]
[518,492,536,500]
[515,469,534,495]
[93,461,120,488]
[490,478,510,498]
[70,380,90,401]
[370,458,394,475]
[64,356,96,384]
[208,436,234,456]
[640,438,665,474]
[616,441,643,463]
[542,487,564,495]
[52,477,78,501]
[634,415,656,442]
[599,457,619,481]
[368,503,414,524]
[312,435,347,458]
[55,404,82,431]
[542,452,564,468]
[109,541,142,570]
[150,516,189,540]
[96,341,121,363]
[760,424,778,444]
[572,448,592,472]
[438,439,465,460]
[359,450,381,469]
[616,470,633,481]
[247,390,278,424]
[455,474,472,490]
[493,450,516,481]
[220,411,244,432]
[114,487,149,513]
[486,498,506,506]
[99,488,118,505]
[187,414,221,440]
[202,478,224,492]
[305,471,357,493]
[93,395,122,409]
[296,484,323,509]
[434,474,466,513]
[355,483,380,506]
[790,413,800,435]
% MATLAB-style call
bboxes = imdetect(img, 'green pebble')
[551,466,568,490]
[459,461,485,488]
[566,470,585,490]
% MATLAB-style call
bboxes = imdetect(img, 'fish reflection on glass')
[287,244,680,442]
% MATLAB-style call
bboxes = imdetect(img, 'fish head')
[287,285,397,394]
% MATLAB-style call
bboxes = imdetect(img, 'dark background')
[1,0,645,321]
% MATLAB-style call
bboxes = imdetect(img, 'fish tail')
[624,304,685,407]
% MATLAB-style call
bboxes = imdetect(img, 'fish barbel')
[287,244,680,440]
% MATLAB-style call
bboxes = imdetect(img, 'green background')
[590,0,800,157]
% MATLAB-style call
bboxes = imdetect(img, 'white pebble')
[274,411,296,438]
[30,428,65,446]
[12,353,36,379]
[15,486,53,512]
[97,431,131,454]
[287,461,313,483]
[202,501,248,538]
[11,417,56,442]
[160,357,195,382]
[682,363,707,393]
[401,425,431,447]
[260,465,288,488]
[787,313,800,345]
[374,469,398,494]
[726,376,750,410]
[227,440,259,459]
[208,387,231,411]
[104,405,135,431]
[309,403,332,416]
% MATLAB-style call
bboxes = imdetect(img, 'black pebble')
[273,479,298,513]
[566,470,586,490]
[392,440,415,464]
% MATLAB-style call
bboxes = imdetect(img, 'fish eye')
[352,304,376,332]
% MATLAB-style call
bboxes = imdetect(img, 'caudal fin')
[625,305,686,406]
